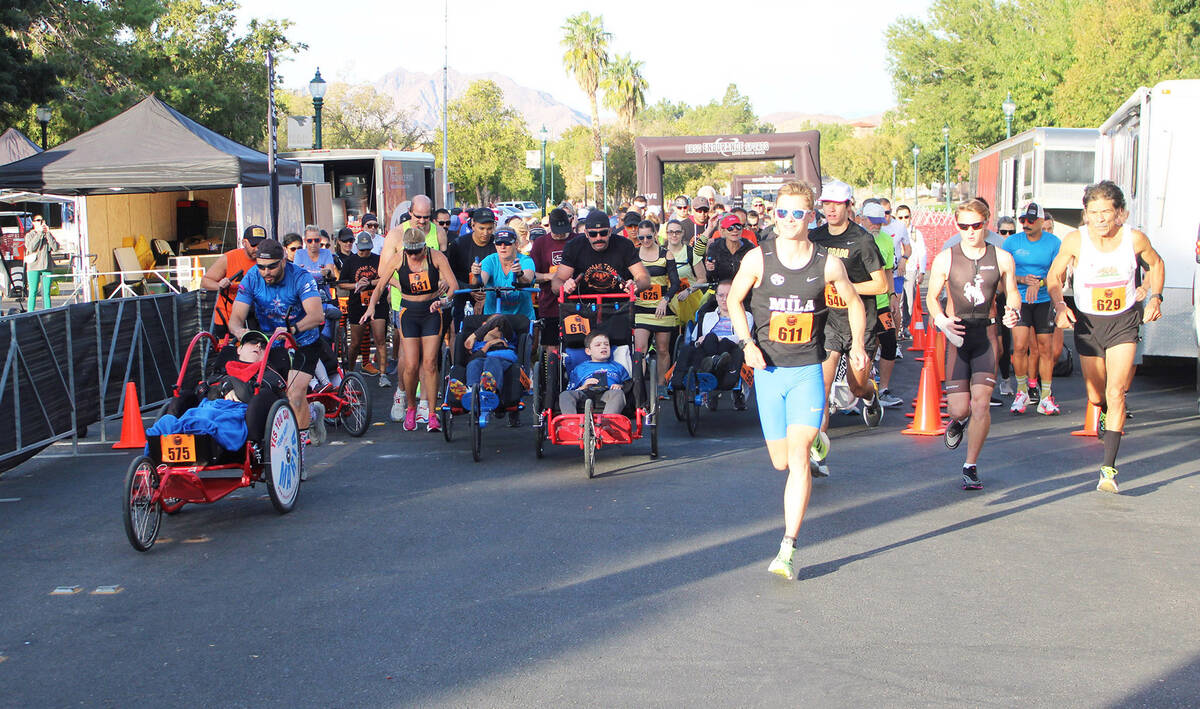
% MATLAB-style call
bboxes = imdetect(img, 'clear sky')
[237,0,932,120]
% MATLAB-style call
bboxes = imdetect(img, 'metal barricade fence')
[0,289,216,473]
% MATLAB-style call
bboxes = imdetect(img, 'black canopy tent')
[0,128,42,166]
[0,95,300,194]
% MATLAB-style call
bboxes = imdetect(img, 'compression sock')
[1041,382,1051,399]
[1103,429,1123,468]
[782,536,796,548]
[1016,376,1028,394]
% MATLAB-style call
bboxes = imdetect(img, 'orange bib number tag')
[878,310,895,330]
[408,271,431,294]
[768,312,814,344]
[161,434,196,464]
[824,284,848,309]
[360,291,371,306]
[640,284,663,301]
[1091,287,1124,313]
[563,313,591,336]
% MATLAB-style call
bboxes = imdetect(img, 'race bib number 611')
[768,312,814,344]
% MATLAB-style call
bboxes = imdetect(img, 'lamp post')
[538,125,549,214]
[1002,91,1016,139]
[912,146,920,205]
[549,152,556,204]
[891,159,897,202]
[601,145,610,213]
[35,105,51,150]
[943,124,951,210]
[309,68,327,149]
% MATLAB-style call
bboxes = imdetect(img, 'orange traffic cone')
[908,283,926,352]
[112,381,148,449]
[903,329,946,436]
[1071,400,1102,437]
[933,329,947,385]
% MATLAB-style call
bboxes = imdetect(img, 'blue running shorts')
[753,363,825,441]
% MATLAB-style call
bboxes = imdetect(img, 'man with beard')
[552,210,651,296]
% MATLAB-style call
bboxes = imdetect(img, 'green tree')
[435,80,534,205]
[560,12,610,163]
[0,0,59,128]
[601,53,648,131]
[283,82,424,150]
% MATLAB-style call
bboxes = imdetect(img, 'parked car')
[496,201,537,219]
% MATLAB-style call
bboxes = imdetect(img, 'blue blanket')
[147,398,249,452]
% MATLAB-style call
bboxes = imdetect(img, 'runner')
[531,208,576,354]
[362,227,459,432]
[699,214,755,285]
[1046,181,1164,493]
[808,180,889,475]
[1004,203,1062,414]
[632,220,680,391]
[336,232,389,386]
[552,210,651,296]
[200,224,266,341]
[727,180,867,581]
[925,199,1021,490]
[860,202,904,407]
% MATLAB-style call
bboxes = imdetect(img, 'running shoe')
[809,455,830,478]
[308,402,327,446]
[1027,380,1040,405]
[1097,410,1106,436]
[403,407,417,431]
[767,541,796,581]
[1097,466,1119,493]
[944,418,965,450]
[1036,395,1059,415]
[878,388,904,408]
[426,411,441,433]
[990,396,1004,407]
[998,377,1015,396]
[894,349,903,361]
[378,373,391,388]
[732,389,747,410]
[1010,390,1030,414]
[416,399,430,425]
[810,430,830,461]
[385,358,398,375]
[961,466,983,490]
[362,363,381,376]
[390,389,407,423]
[862,385,883,427]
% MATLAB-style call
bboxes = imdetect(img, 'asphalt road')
[1,349,1198,708]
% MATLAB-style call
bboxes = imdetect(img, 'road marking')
[0,498,20,503]
[50,585,82,595]
[182,535,211,544]
[91,585,123,595]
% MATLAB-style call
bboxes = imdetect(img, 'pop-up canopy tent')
[0,128,41,166]
[0,96,305,282]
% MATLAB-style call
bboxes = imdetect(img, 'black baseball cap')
[239,329,268,347]
[584,210,610,231]
[336,227,355,242]
[473,207,496,224]
[256,238,285,261]
[361,213,379,226]
[622,211,641,227]
[548,208,572,235]
[243,224,267,245]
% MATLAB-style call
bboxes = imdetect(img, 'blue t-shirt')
[235,262,322,346]
[293,248,336,282]
[1003,232,1061,303]
[568,359,631,390]
[480,252,535,318]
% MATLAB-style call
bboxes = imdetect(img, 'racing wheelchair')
[667,286,754,436]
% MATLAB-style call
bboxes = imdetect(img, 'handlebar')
[557,291,636,304]
[451,286,539,296]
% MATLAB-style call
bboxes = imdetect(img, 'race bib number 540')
[768,312,814,344]
[824,284,848,309]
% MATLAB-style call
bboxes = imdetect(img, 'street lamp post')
[891,159,897,202]
[1002,91,1016,140]
[538,125,549,214]
[601,145,610,213]
[912,146,920,206]
[309,68,327,149]
[549,152,556,205]
[35,105,51,150]
[943,124,951,210]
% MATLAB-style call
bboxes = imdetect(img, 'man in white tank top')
[1047,181,1164,493]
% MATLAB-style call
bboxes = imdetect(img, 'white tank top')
[1074,224,1137,316]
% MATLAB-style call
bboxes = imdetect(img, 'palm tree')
[560,12,610,162]
[601,53,648,132]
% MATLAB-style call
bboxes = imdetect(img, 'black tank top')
[947,243,1000,322]
[397,249,439,297]
[750,244,829,367]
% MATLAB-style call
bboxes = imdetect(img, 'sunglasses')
[884,210,891,215]
[998,229,1016,235]
[637,233,656,240]
[305,237,321,243]
[410,213,431,220]
[587,229,610,238]
[694,207,709,213]
[957,221,986,231]
[724,224,744,232]
[895,214,911,220]
[1018,216,1039,224]
[364,222,379,228]
[256,260,283,271]
[32,218,43,223]
[286,245,300,252]
[436,220,450,227]
[494,240,515,246]
[775,208,809,220]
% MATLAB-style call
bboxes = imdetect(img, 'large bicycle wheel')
[647,358,659,459]
[684,367,701,437]
[532,359,545,458]
[122,456,161,552]
[583,397,596,479]
[265,400,301,514]
[470,382,483,463]
[338,372,370,437]
[441,404,454,442]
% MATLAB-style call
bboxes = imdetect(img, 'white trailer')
[969,127,1099,228]
[1095,80,1200,359]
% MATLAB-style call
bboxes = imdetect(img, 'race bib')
[563,313,591,336]
[768,312,814,344]
[640,284,663,301]
[877,310,895,330]
[408,271,431,293]
[824,284,848,309]
[1091,287,1124,313]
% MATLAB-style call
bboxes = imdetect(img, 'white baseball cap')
[862,202,887,223]
[820,180,853,203]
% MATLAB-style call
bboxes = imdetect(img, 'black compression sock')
[1103,429,1122,468]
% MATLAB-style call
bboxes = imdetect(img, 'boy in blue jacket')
[558,331,630,414]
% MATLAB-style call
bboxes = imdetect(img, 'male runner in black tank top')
[807,180,889,476]
[925,200,1020,490]
[728,181,867,581]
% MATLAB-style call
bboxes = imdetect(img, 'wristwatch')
[739,339,754,350]
[1148,293,1164,302]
